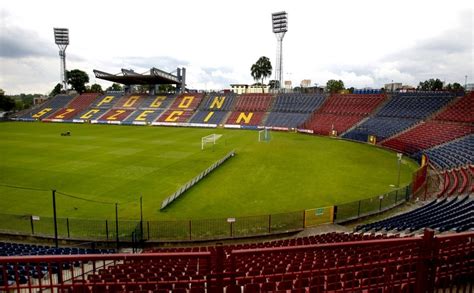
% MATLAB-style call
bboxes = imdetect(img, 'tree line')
[0,60,467,113]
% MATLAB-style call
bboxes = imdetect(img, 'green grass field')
[0,122,418,222]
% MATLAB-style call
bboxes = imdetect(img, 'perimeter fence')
[0,184,412,243]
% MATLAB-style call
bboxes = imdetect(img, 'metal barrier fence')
[0,185,411,243]
[1,231,472,292]
[334,184,412,223]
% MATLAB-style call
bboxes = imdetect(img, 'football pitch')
[0,122,419,221]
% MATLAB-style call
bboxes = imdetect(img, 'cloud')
[374,10,473,85]
[0,57,58,94]
[185,65,241,90]
[1,6,471,94]
[301,9,472,88]
[0,23,55,59]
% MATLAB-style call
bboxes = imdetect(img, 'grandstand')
[343,91,456,142]
[190,93,237,125]
[415,135,473,170]
[19,94,74,120]
[265,93,326,128]
[303,94,386,135]
[157,93,204,123]
[4,89,473,292]
[43,93,100,121]
[356,195,473,233]
[1,231,472,292]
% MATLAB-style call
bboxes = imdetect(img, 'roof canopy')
[93,67,181,85]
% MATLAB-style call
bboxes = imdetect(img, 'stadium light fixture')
[272,11,288,91]
[53,28,69,92]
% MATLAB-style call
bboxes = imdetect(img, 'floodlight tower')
[53,28,69,92]
[272,11,288,90]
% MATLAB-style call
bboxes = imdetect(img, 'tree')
[0,96,15,111]
[90,83,103,93]
[417,78,443,91]
[326,79,345,93]
[106,83,123,92]
[50,83,63,97]
[158,84,176,93]
[268,80,280,90]
[67,69,89,94]
[250,56,272,93]
[445,82,463,92]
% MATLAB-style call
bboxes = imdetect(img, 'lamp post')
[272,11,288,91]
[53,28,69,92]
[397,153,403,188]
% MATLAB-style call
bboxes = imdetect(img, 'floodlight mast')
[54,28,69,92]
[272,11,288,91]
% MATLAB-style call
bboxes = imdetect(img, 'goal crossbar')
[201,134,223,150]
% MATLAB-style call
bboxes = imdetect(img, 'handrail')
[230,235,422,255]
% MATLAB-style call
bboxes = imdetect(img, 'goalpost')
[201,134,223,150]
[258,128,271,142]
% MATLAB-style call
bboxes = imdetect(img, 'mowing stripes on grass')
[0,122,419,221]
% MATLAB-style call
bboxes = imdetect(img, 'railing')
[334,184,412,223]
[1,231,472,292]
[0,185,411,242]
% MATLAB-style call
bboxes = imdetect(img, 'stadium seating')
[303,94,386,135]
[225,111,266,126]
[0,242,113,257]
[45,93,101,121]
[355,195,473,233]
[190,110,228,125]
[264,112,312,128]
[148,232,397,254]
[20,95,74,120]
[343,91,455,142]
[167,93,204,111]
[343,117,418,142]
[375,92,454,118]
[428,165,473,197]
[381,121,473,154]
[0,242,113,286]
[90,93,123,109]
[414,135,474,169]
[264,93,326,128]
[140,94,176,110]
[380,92,472,155]
[434,92,474,123]
[199,93,236,111]
[123,109,166,124]
[113,94,147,109]
[233,94,273,112]
[1,232,473,292]
[96,109,135,122]
[189,94,236,125]
[270,93,326,113]
[75,108,110,121]
[157,94,204,123]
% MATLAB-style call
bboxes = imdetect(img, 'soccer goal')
[258,128,271,142]
[201,134,223,150]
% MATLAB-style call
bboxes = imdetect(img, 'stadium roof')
[93,67,181,85]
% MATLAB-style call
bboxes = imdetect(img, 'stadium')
[1,2,473,293]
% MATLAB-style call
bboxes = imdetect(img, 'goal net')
[201,134,223,150]
[258,128,271,142]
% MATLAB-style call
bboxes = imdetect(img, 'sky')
[0,0,473,94]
